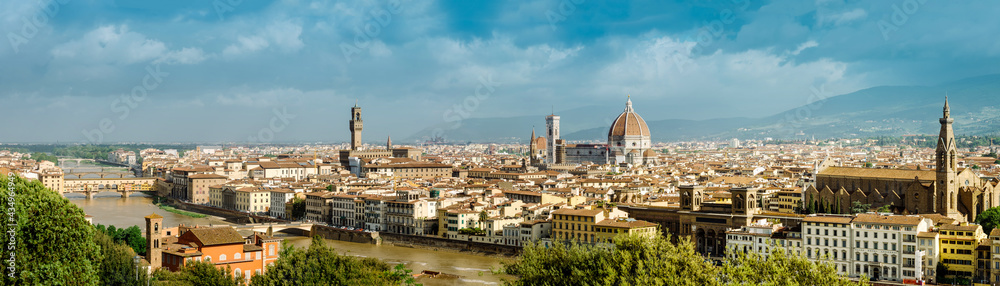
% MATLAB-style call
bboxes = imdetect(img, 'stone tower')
[546,114,560,164]
[349,102,363,150]
[731,187,760,216]
[680,185,704,212]
[386,135,392,150]
[529,128,537,165]
[936,97,960,219]
[145,213,163,269]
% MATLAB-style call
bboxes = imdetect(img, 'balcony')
[903,263,915,268]
[903,250,915,255]
[903,238,916,243]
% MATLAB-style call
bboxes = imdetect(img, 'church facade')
[534,97,657,166]
[805,99,998,222]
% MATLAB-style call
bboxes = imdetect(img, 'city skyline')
[3,1,1000,143]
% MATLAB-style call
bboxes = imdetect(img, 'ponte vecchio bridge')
[63,177,156,199]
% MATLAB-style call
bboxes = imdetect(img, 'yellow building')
[594,218,658,244]
[552,208,607,244]
[939,223,985,280]
[773,189,802,214]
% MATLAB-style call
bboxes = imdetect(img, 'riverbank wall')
[310,225,380,244]
[380,233,521,256]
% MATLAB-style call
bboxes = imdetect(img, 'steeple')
[625,94,633,112]
[936,95,959,219]
[943,95,950,118]
[387,135,392,150]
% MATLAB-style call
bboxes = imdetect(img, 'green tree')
[975,207,1000,235]
[290,198,306,220]
[250,236,411,285]
[0,174,101,285]
[96,231,149,286]
[96,224,148,256]
[834,199,842,214]
[501,234,867,286]
[722,245,867,286]
[807,194,816,214]
[479,210,489,228]
[876,204,892,213]
[850,201,871,214]
[501,234,718,286]
[152,260,242,286]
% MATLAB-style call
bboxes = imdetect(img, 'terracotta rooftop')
[802,215,853,224]
[852,214,923,226]
[186,227,246,246]
[818,167,934,181]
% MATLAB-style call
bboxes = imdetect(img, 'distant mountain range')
[405,74,1000,143]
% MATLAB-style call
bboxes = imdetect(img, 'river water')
[69,194,511,285]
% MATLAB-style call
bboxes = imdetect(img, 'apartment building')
[386,199,438,235]
[269,189,296,219]
[304,192,335,223]
[363,196,386,232]
[593,218,657,244]
[793,213,937,283]
[188,174,226,205]
[772,189,802,214]
[939,223,985,281]
[330,194,359,227]
[803,215,853,276]
[551,208,607,244]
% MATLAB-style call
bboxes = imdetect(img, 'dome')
[533,137,547,150]
[608,97,650,137]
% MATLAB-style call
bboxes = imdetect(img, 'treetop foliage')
[500,233,868,286]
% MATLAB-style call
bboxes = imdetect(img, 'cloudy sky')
[2,0,999,143]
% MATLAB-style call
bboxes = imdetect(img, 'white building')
[803,215,853,276]
[794,213,937,283]
[726,219,785,258]
[269,189,297,219]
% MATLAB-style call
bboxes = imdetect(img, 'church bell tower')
[145,213,163,269]
[936,97,959,219]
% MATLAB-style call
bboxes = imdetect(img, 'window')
[220,254,226,261]
[235,253,241,260]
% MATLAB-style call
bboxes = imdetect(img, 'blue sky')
[2,0,999,143]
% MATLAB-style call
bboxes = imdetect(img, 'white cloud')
[822,8,867,26]
[595,35,867,115]
[157,47,208,65]
[790,40,819,55]
[222,36,270,57]
[222,20,303,58]
[50,25,206,65]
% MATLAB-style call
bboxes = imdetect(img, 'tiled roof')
[852,213,923,226]
[802,215,853,224]
[187,227,245,246]
[818,167,934,181]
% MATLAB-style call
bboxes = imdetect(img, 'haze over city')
[4,0,1000,143]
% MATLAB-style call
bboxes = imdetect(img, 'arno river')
[69,193,510,285]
